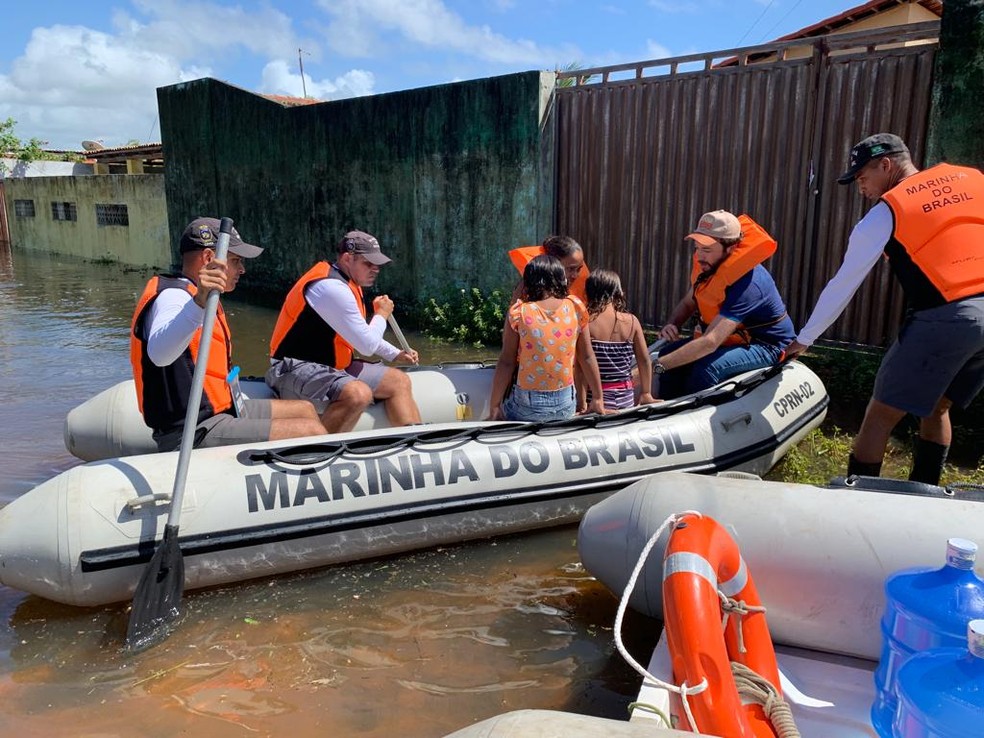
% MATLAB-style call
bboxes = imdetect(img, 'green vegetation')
[0,118,77,175]
[767,344,984,485]
[421,286,509,348]
[767,425,984,487]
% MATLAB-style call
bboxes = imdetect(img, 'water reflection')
[0,248,652,736]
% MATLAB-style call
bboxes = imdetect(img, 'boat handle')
[125,492,172,510]
[721,412,752,431]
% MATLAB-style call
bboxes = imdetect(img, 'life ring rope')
[614,510,801,736]
[719,592,768,655]
[732,662,801,738]
[613,510,708,731]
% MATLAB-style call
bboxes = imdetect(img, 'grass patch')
[767,425,984,486]
[766,343,984,484]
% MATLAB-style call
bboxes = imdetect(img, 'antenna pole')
[298,47,308,98]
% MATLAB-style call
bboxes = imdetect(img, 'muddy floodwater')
[0,246,657,737]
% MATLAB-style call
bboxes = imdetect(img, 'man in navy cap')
[130,217,327,451]
[267,230,421,433]
[786,134,984,485]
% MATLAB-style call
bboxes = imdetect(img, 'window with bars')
[51,201,78,221]
[14,200,36,218]
[95,203,129,227]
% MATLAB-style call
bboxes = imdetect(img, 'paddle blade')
[125,524,185,651]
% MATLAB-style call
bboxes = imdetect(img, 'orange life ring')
[662,515,781,738]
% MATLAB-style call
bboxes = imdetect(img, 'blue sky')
[2,0,862,150]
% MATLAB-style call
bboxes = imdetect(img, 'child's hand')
[585,398,607,416]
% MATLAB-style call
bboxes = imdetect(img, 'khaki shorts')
[197,398,274,447]
[265,358,389,414]
[153,399,274,452]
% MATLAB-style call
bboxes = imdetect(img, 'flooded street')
[0,246,656,737]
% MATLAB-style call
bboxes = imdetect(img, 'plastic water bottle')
[892,619,984,737]
[870,538,984,737]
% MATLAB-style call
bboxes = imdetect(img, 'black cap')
[837,133,909,185]
[179,217,264,258]
[337,230,391,265]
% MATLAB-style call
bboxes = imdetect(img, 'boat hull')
[1,362,827,607]
[577,471,984,661]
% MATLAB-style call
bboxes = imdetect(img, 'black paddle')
[125,216,234,651]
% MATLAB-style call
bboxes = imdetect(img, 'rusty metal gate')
[554,22,939,347]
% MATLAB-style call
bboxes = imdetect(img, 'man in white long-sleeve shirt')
[266,230,421,433]
[130,217,327,451]
[786,134,984,484]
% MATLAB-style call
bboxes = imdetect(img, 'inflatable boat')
[0,363,826,608]
[577,471,984,736]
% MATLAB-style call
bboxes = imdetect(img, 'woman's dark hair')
[523,254,569,300]
[542,235,583,259]
[585,269,627,317]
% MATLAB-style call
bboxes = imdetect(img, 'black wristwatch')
[654,361,667,375]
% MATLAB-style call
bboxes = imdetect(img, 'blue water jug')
[871,538,984,737]
[893,619,984,737]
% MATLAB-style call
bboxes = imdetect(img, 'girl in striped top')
[585,270,656,410]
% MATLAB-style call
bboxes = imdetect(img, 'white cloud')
[316,0,577,66]
[259,60,375,100]
[646,40,672,60]
[119,0,310,63]
[0,24,210,148]
[0,1,327,149]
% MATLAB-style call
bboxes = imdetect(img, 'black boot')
[908,438,949,486]
[847,453,882,478]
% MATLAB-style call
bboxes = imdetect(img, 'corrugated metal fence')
[554,22,939,347]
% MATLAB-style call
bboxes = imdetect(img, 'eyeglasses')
[565,264,585,276]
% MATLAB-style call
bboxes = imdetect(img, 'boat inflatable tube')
[578,471,984,661]
[4,363,827,607]
[65,370,464,461]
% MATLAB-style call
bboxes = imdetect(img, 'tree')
[0,118,67,176]
[555,61,597,88]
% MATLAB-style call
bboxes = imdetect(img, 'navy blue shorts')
[874,296,984,416]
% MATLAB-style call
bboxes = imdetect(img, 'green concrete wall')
[3,175,170,266]
[157,73,556,304]
[927,0,984,168]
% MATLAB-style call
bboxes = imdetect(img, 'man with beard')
[653,210,794,399]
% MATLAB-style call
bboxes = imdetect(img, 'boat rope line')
[79,389,826,573]
[80,464,696,572]
[732,661,802,738]
[613,510,709,731]
[719,591,766,655]
[240,363,788,467]
[615,512,799,736]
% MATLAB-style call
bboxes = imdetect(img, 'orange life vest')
[691,215,779,347]
[508,245,589,304]
[880,163,984,307]
[662,514,782,738]
[269,261,365,369]
[129,275,233,434]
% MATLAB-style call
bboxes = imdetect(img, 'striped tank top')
[591,339,635,410]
